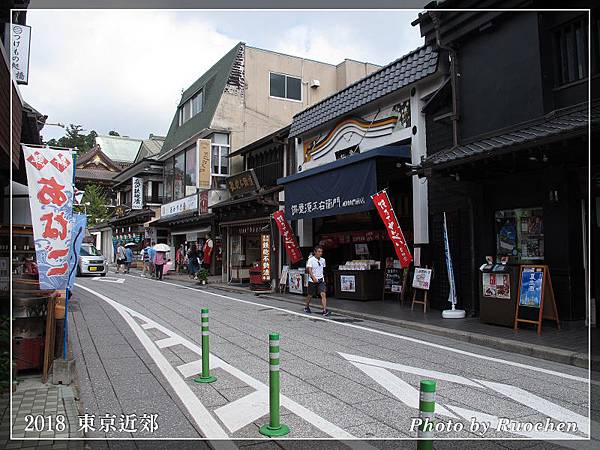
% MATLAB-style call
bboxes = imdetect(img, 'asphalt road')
[70,273,596,448]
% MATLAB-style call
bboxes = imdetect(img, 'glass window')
[164,158,174,203]
[192,91,203,115]
[554,19,588,86]
[269,73,286,98]
[80,244,101,256]
[210,133,230,176]
[174,151,185,200]
[185,145,196,196]
[286,76,302,101]
[270,73,302,101]
[495,208,544,262]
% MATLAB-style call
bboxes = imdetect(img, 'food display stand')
[333,260,384,300]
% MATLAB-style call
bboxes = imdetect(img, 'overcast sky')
[19,10,423,142]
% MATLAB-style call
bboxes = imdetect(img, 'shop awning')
[277,146,410,221]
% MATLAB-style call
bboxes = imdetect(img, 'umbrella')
[153,243,170,252]
[124,242,136,247]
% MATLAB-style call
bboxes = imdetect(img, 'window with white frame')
[269,73,302,101]
[211,133,229,176]
[179,90,203,126]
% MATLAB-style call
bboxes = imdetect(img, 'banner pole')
[63,288,69,359]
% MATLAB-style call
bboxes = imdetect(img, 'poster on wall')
[482,273,511,299]
[22,145,74,290]
[519,268,543,308]
[340,275,356,292]
[289,271,304,294]
[412,267,432,290]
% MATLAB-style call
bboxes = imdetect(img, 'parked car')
[77,243,108,276]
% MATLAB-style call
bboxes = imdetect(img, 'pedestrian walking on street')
[116,242,126,273]
[187,243,199,279]
[305,245,330,316]
[202,234,214,271]
[124,246,133,274]
[148,242,156,278]
[176,245,184,273]
[141,241,151,277]
[154,250,166,280]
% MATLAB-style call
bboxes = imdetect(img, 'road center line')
[122,274,588,384]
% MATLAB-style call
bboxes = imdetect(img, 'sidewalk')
[143,268,594,370]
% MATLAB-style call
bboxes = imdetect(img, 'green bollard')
[259,333,290,437]
[417,379,436,450]
[194,308,217,383]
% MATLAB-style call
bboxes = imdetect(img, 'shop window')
[269,72,302,101]
[164,157,174,203]
[553,18,588,86]
[179,90,203,126]
[174,151,185,200]
[185,145,196,196]
[211,133,230,177]
[495,208,544,262]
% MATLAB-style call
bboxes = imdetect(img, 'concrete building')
[155,42,380,272]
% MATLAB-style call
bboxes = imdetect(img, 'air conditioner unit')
[310,79,320,88]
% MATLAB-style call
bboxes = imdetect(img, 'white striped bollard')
[194,308,217,383]
[259,332,290,437]
[417,379,436,450]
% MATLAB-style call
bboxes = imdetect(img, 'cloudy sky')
[20,10,423,142]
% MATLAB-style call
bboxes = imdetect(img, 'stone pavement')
[3,375,84,449]
[136,268,592,370]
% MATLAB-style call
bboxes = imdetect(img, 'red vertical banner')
[273,210,303,264]
[371,189,413,268]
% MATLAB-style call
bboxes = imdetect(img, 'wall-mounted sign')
[160,194,198,218]
[226,169,260,197]
[6,23,31,85]
[340,275,356,292]
[261,233,271,281]
[197,139,212,190]
[132,177,143,210]
[199,190,208,214]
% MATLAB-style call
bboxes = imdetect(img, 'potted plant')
[197,268,210,285]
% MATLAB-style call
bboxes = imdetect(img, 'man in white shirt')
[305,245,331,316]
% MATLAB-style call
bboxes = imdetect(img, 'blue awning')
[278,145,410,221]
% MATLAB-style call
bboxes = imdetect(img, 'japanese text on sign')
[7,23,31,84]
[132,177,143,210]
[371,189,412,268]
[273,210,302,264]
[261,233,271,281]
[23,146,74,289]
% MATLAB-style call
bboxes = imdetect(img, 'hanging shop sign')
[284,159,377,220]
[131,177,143,210]
[115,205,126,218]
[199,190,209,214]
[226,169,260,198]
[371,189,412,268]
[23,145,75,289]
[160,193,198,218]
[6,23,31,85]
[261,233,271,281]
[197,138,212,190]
[273,210,302,264]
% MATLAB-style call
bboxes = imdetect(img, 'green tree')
[43,125,100,155]
[75,184,110,224]
[108,130,120,136]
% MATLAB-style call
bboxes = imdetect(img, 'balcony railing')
[250,161,283,188]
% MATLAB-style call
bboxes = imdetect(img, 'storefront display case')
[333,260,384,300]
[478,262,520,327]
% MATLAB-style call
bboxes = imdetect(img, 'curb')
[206,284,593,371]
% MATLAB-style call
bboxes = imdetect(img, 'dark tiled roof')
[75,168,118,181]
[422,101,598,169]
[289,45,439,137]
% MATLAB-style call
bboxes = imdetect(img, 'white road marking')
[92,276,124,283]
[75,283,230,439]
[141,323,155,330]
[340,352,589,439]
[127,275,588,384]
[76,282,373,446]
[214,391,268,433]
[155,337,182,348]
[477,380,590,436]
[177,360,204,378]
[349,361,458,419]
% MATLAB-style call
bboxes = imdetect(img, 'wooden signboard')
[411,266,433,312]
[514,265,560,335]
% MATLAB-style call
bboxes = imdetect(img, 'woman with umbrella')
[153,243,170,280]
[124,242,135,274]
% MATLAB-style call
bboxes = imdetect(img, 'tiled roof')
[422,101,598,169]
[75,168,118,181]
[289,45,439,137]
[136,135,165,162]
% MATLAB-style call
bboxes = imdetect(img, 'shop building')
[278,45,445,300]
[155,42,381,274]
[213,126,289,286]
[413,5,598,324]
[74,145,122,210]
